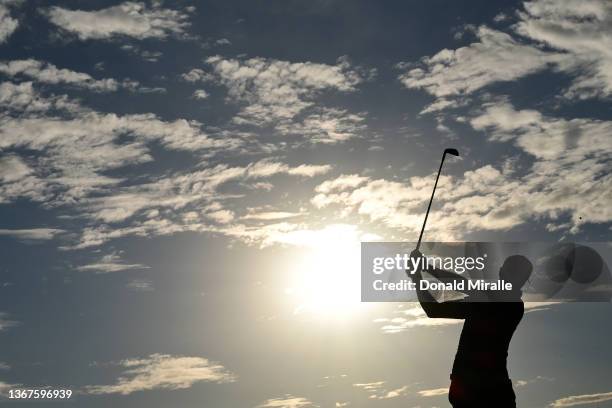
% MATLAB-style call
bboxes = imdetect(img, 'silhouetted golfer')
[409,250,533,408]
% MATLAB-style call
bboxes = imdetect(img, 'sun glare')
[285,224,376,319]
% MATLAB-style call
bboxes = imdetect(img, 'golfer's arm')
[412,269,469,319]
[426,267,469,292]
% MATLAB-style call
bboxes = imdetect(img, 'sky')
[0,0,611,407]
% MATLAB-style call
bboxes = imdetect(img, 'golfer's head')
[499,255,533,288]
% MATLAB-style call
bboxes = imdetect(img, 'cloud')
[75,252,149,274]
[0,79,328,250]
[311,174,436,231]
[314,174,369,194]
[0,59,139,92]
[353,381,386,392]
[120,44,163,62]
[0,312,18,331]
[181,68,214,83]
[0,81,81,113]
[205,210,235,224]
[398,26,561,111]
[374,306,462,334]
[514,375,554,387]
[242,211,302,221]
[0,154,30,182]
[516,0,612,99]
[0,228,64,241]
[84,353,234,395]
[66,161,331,248]
[400,0,612,111]
[220,223,378,250]
[376,385,410,399]
[550,391,612,407]
[418,387,448,397]
[206,56,367,142]
[276,108,366,144]
[0,0,19,43]
[192,89,209,99]
[0,84,240,206]
[353,382,410,400]
[469,101,612,232]
[314,101,612,237]
[0,381,21,397]
[79,160,328,225]
[46,2,192,40]
[256,395,317,408]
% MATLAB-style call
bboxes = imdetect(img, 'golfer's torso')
[451,302,524,379]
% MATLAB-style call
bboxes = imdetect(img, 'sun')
[284,224,375,319]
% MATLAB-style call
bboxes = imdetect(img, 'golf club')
[416,148,459,251]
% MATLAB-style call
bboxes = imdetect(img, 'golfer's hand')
[410,249,422,260]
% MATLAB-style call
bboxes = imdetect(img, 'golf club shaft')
[416,153,446,251]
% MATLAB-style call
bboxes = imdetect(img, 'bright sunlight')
[284,224,379,319]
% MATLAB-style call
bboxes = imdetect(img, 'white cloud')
[374,306,462,334]
[284,163,332,177]
[353,381,386,392]
[353,381,410,400]
[314,174,369,194]
[181,68,214,83]
[516,0,612,99]
[242,211,302,221]
[80,160,328,224]
[0,312,18,331]
[0,228,64,241]
[469,101,612,231]
[0,0,19,43]
[256,395,317,408]
[398,26,561,110]
[0,81,82,113]
[314,101,612,237]
[514,375,554,387]
[0,154,30,182]
[66,161,331,248]
[0,381,20,396]
[84,353,235,395]
[375,385,410,399]
[0,83,239,206]
[276,108,366,144]
[311,174,435,231]
[550,391,612,407]
[400,0,612,111]
[75,252,149,274]
[0,59,139,92]
[206,56,366,142]
[418,387,448,397]
[46,2,192,40]
[120,44,163,62]
[192,89,209,99]
[206,209,235,224]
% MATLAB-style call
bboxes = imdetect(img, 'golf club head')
[444,148,459,157]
